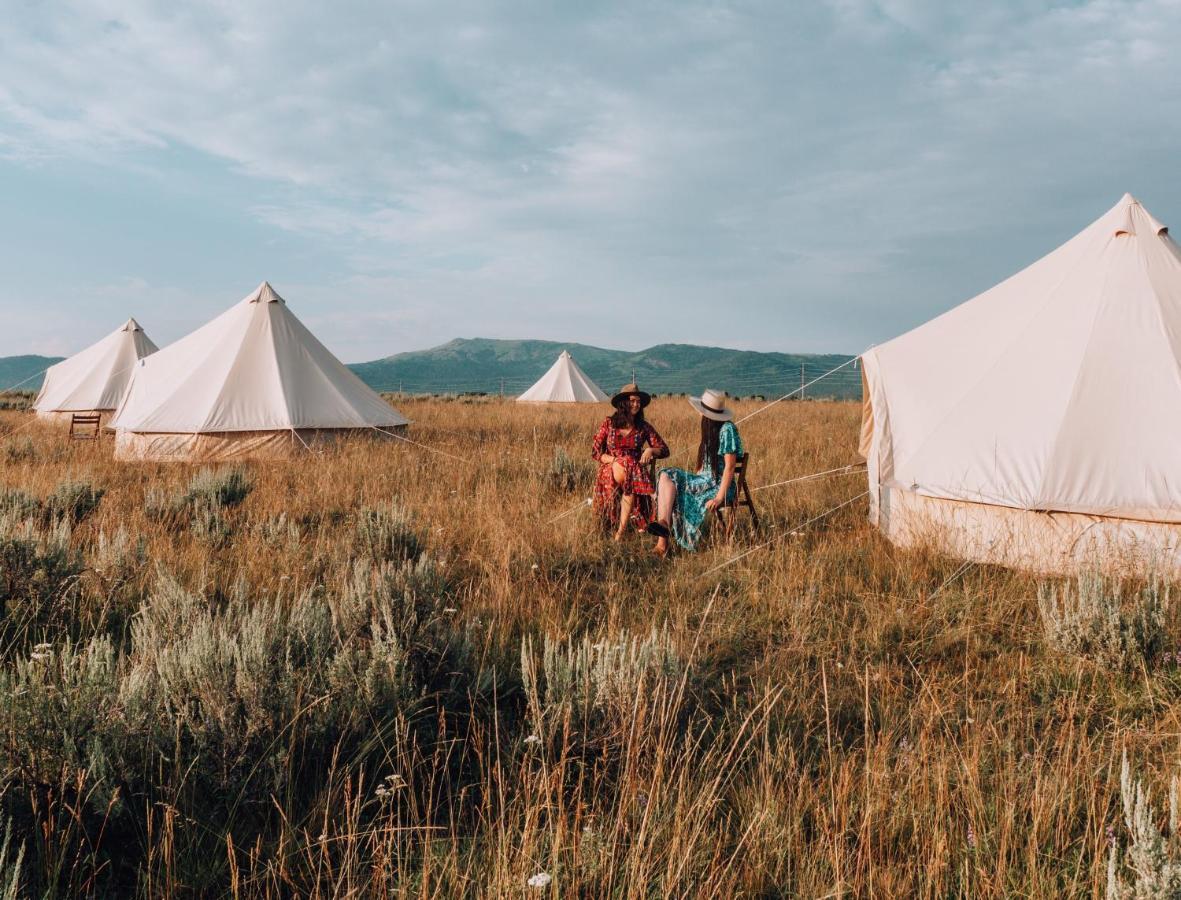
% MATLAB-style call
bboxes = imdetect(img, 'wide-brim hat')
[688,388,733,421]
[611,383,651,409]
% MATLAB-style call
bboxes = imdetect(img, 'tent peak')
[121,318,143,332]
[248,281,285,304]
[1112,194,1168,237]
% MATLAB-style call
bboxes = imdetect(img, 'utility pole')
[500,378,505,397]
[799,363,805,400]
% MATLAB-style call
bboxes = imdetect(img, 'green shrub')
[1107,750,1181,898]
[189,500,231,547]
[521,625,684,745]
[3,437,35,463]
[1038,572,1168,670]
[0,488,40,520]
[45,480,104,524]
[549,446,591,492]
[0,516,81,655]
[352,502,422,564]
[183,466,254,508]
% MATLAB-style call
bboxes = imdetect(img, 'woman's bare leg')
[612,461,631,540]
[615,493,635,540]
[653,472,676,555]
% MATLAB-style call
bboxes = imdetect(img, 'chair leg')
[743,482,760,533]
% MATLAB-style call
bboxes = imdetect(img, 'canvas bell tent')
[33,318,158,424]
[516,350,608,403]
[109,282,408,461]
[859,193,1181,575]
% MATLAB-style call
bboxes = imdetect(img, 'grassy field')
[0,396,1176,897]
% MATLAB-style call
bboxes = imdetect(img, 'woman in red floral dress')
[591,383,670,540]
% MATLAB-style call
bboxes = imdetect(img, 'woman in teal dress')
[647,389,743,555]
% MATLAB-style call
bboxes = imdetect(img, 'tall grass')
[0,397,1177,896]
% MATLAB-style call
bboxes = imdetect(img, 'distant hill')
[0,355,62,392]
[0,340,862,401]
[349,338,861,399]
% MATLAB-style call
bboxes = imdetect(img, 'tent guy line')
[699,490,869,578]
[750,463,866,494]
[735,356,864,425]
[545,497,593,526]
[1,367,51,395]
[371,426,473,464]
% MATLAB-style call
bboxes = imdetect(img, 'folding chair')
[720,452,760,537]
[69,413,102,441]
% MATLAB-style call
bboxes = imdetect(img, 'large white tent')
[33,318,158,424]
[860,193,1181,575]
[109,282,408,461]
[517,350,608,403]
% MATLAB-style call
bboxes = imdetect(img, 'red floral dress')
[590,418,670,532]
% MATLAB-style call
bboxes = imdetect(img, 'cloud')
[2,0,1181,359]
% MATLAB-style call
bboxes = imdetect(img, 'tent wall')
[114,426,407,463]
[876,485,1181,577]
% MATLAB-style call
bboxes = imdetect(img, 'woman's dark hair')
[610,404,645,429]
[695,416,724,471]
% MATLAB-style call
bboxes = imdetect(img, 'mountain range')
[350,338,859,399]
[0,339,861,400]
[0,355,63,393]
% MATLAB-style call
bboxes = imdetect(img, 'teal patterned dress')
[659,421,744,551]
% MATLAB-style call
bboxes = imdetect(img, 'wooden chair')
[69,412,102,441]
[719,452,759,538]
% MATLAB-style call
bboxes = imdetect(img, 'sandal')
[645,521,670,539]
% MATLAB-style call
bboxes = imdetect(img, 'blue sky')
[2,1,1180,361]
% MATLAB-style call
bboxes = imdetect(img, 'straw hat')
[688,388,733,421]
[611,382,651,409]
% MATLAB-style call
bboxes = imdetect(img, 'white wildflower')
[443,607,458,614]
[527,872,552,888]
[524,734,541,745]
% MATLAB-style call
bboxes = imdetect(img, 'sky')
[1,0,1180,362]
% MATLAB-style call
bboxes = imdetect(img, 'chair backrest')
[69,413,102,441]
[721,451,760,533]
[732,452,750,492]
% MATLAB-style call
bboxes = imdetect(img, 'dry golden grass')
[0,396,1178,897]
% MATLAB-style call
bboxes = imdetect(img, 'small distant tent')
[109,282,409,461]
[33,318,158,425]
[517,350,608,403]
[859,193,1181,575]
